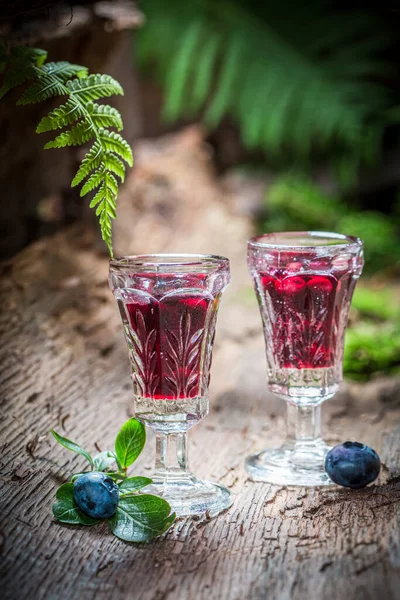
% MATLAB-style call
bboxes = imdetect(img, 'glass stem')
[154,431,191,483]
[286,402,325,465]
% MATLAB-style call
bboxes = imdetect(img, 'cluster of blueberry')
[73,441,381,522]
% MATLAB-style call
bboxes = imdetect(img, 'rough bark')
[0,128,399,600]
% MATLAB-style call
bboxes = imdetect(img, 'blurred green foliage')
[344,287,400,379]
[138,0,395,168]
[261,173,400,274]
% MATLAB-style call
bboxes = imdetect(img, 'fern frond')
[163,19,205,121]
[80,168,106,196]
[44,120,95,148]
[190,30,221,113]
[0,47,47,99]
[103,152,126,182]
[11,47,48,66]
[88,173,118,255]
[0,44,133,255]
[17,74,66,105]
[89,183,106,208]
[99,129,133,166]
[71,140,103,186]
[67,74,123,103]
[138,0,394,163]
[41,61,88,81]
[36,99,85,132]
[87,103,123,130]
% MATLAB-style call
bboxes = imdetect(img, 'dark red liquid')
[121,274,213,399]
[259,270,355,369]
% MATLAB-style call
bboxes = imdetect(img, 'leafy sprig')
[51,418,175,542]
[0,46,133,256]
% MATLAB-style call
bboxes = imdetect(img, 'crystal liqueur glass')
[109,254,232,516]
[246,232,364,486]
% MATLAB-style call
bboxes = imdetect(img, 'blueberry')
[325,441,381,489]
[73,472,119,519]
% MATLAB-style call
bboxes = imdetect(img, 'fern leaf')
[67,74,123,104]
[0,45,132,256]
[0,46,48,99]
[20,62,88,106]
[89,183,105,208]
[44,121,94,148]
[87,103,123,130]
[99,129,133,166]
[36,99,85,132]
[103,152,126,182]
[11,46,48,66]
[204,36,243,126]
[41,61,88,81]
[80,168,105,196]
[17,74,66,105]
[71,140,103,186]
[190,30,221,112]
[104,171,119,196]
[138,0,393,163]
[86,175,117,256]
[163,19,204,121]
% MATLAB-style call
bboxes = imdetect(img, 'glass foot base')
[245,441,333,487]
[145,475,233,518]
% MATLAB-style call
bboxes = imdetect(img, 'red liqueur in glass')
[246,233,364,486]
[123,273,213,400]
[109,255,232,517]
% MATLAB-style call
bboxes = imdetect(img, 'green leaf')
[0,45,132,257]
[67,74,123,103]
[114,419,146,468]
[109,495,175,542]
[44,120,94,148]
[17,74,66,105]
[0,46,48,99]
[99,129,133,166]
[0,60,36,100]
[52,483,100,525]
[51,429,94,467]
[88,183,106,208]
[80,168,105,196]
[119,477,153,495]
[93,451,117,471]
[11,46,48,66]
[88,102,123,130]
[163,19,204,121]
[138,1,393,163]
[41,61,88,82]
[103,152,126,182]
[36,99,84,132]
[71,140,103,186]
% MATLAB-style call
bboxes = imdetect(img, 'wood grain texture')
[1,129,400,600]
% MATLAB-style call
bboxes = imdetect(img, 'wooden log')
[0,128,399,600]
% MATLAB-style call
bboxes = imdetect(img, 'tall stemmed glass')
[246,232,364,486]
[109,254,233,516]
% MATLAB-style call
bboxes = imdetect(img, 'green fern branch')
[0,46,133,256]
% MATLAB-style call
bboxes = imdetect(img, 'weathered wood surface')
[1,128,400,600]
